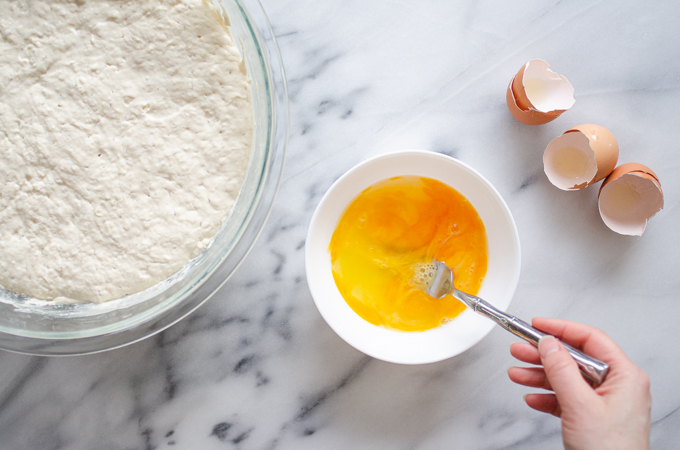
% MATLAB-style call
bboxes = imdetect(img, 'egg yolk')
[329,176,488,332]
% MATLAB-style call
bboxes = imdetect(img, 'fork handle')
[455,290,609,384]
[504,315,609,385]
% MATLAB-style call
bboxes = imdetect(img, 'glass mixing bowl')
[0,0,288,356]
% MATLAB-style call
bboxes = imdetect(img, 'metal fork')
[414,260,609,384]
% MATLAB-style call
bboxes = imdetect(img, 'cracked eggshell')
[598,163,663,236]
[506,59,575,125]
[543,124,619,190]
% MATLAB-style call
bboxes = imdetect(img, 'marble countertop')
[2,0,679,448]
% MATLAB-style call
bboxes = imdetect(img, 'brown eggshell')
[506,75,561,126]
[600,163,661,192]
[564,124,619,185]
[506,61,572,125]
[598,163,663,236]
[511,65,533,110]
[543,125,619,191]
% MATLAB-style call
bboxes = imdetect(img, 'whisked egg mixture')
[329,176,488,331]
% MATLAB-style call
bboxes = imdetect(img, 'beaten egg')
[329,176,488,332]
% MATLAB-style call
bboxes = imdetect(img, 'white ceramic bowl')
[305,151,521,364]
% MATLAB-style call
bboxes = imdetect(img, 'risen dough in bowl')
[0,0,253,302]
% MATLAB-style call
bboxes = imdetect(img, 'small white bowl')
[305,151,521,364]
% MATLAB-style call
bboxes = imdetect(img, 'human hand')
[508,317,651,450]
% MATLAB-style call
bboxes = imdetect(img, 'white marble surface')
[1,0,680,448]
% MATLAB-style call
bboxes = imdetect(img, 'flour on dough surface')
[0,0,253,302]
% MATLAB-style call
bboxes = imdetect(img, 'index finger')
[531,317,633,369]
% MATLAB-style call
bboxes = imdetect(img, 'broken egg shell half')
[506,59,575,125]
[543,124,619,190]
[598,163,663,236]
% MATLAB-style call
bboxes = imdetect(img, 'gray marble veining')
[2,0,680,449]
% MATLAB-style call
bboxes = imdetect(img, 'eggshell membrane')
[506,60,575,125]
[543,125,619,190]
[521,60,575,113]
[543,131,597,190]
[598,163,663,236]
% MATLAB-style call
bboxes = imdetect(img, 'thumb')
[538,336,594,409]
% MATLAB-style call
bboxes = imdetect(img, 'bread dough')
[0,0,253,302]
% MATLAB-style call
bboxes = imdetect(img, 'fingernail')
[538,335,559,358]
